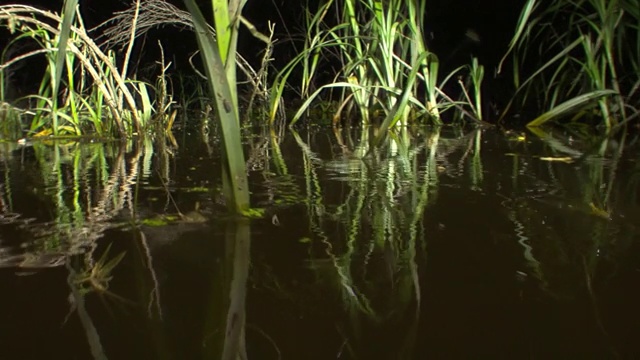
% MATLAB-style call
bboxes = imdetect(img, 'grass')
[3,0,638,142]
[268,0,486,132]
[498,0,639,130]
[0,3,175,138]
[181,0,252,214]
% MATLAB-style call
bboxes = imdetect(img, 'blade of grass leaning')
[498,36,585,123]
[370,51,429,149]
[183,0,250,213]
[426,53,441,122]
[51,0,78,136]
[497,0,536,75]
[527,89,617,127]
[288,82,368,127]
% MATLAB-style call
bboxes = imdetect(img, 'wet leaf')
[538,156,574,163]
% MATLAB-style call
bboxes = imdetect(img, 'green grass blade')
[52,0,78,135]
[183,0,250,213]
[371,51,429,148]
[497,0,536,74]
[527,90,617,127]
[212,0,232,64]
[289,82,367,126]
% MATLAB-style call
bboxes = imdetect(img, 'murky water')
[1,126,638,359]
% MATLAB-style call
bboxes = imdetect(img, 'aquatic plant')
[268,0,485,130]
[73,244,126,296]
[0,3,173,137]
[180,0,251,213]
[498,0,640,130]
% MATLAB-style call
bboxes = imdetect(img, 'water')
[0,126,638,359]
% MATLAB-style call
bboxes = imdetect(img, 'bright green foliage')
[269,0,475,129]
[182,0,251,214]
[50,0,78,136]
[0,4,174,138]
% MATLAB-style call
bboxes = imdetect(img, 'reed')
[498,0,639,130]
[180,0,251,213]
[269,0,454,130]
[0,3,171,137]
[268,0,490,135]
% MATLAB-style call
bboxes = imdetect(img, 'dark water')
[0,126,638,359]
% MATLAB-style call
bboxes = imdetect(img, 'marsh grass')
[499,0,639,129]
[0,4,174,138]
[181,0,251,213]
[170,2,261,352]
[97,0,270,114]
[73,243,126,297]
[268,0,486,132]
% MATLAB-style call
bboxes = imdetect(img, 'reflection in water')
[0,127,638,359]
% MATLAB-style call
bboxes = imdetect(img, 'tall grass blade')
[183,0,250,213]
[52,0,79,136]
[212,0,232,63]
[499,36,584,122]
[497,0,536,75]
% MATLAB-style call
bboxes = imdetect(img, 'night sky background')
[2,0,526,98]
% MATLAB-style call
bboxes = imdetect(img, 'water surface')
[0,127,638,359]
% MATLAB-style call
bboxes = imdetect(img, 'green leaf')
[527,90,617,127]
[371,51,430,148]
[52,0,79,136]
[183,0,250,214]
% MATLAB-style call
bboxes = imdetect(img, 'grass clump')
[268,0,487,133]
[0,3,175,138]
[498,0,640,130]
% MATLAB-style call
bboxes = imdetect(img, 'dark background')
[5,0,524,70]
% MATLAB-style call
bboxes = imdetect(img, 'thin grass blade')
[527,89,617,127]
[51,0,78,135]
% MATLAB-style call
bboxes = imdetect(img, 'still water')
[0,126,638,359]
